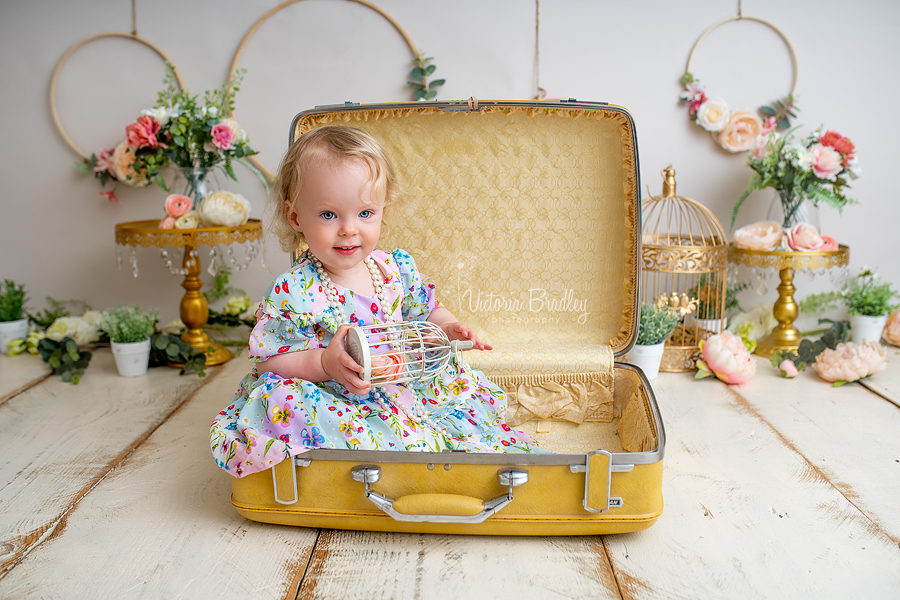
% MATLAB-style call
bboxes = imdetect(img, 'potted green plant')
[690,274,749,334]
[0,280,29,355]
[628,301,685,380]
[101,306,159,377]
[844,269,898,344]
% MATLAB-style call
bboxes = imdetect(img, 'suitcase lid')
[290,100,640,357]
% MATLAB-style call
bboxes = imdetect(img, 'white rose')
[695,98,730,132]
[140,107,170,124]
[175,210,202,229]
[46,316,101,346]
[199,190,251,227]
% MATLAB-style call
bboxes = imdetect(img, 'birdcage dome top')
[642,165,727,250]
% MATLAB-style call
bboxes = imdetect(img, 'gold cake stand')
[115,219,263,365]
[730,243,849,358]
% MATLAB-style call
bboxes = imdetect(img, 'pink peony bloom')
[370,353,406,382]
[210,119,239,150]
[812,341,887,385]
[820,235,838,252]
[696,331,757,384]
[125,115,166,150]
[164,194,193,218]
[98,190,120,205]
[807,143,843,180]
[883,309,900,347]
[733,221,783,251]
[779,359,798,378]
[158,216,176,229]
[786,223,826,252]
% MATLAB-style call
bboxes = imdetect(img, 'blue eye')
[359,210,373,218]
[321,211,336,220]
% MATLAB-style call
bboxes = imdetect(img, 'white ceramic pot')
[850,314,886,345]
[111,339,151,377]
[627,341,666,380]
[695,317,728,335]
[0,318,29,354]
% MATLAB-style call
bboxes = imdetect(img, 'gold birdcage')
[641,166,729,371]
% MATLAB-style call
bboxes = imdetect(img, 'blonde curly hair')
[269,126,402,254]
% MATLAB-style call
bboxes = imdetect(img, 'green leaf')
[77,160,91,175]
[264,439,275,456]
[410,67,425,79]
[224,160,237,181]
[694,369,714,380]
[425,90,437,100]
[407,81,425,89]
[759,105,776,116]
[61,370,72,383]
[832,380,848,387]
[154,174,167,190]
[681,72,695,84]
[414,89,427,100]
[154,335,169,350]
[424,64,436,76]
[174,136,185,147]
[429,79,445,88]
[779,117,790,129]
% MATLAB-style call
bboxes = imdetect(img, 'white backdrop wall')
[1,0,898,328]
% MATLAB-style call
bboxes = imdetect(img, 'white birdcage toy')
[641,166,729,372]
[346,321,473,386]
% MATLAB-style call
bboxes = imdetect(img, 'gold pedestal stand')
[115,219,263,365]
[730,243,849,358]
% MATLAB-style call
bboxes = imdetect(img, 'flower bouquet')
[78,62,266,225]
[731,128,860,230]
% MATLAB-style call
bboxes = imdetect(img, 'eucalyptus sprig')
[770,319,850,375]
[37,336,92,384]
[149,332,207,377]
[408,52,445,101]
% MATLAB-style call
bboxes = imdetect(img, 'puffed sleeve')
[247,269,320,363]
[392,248,441,322]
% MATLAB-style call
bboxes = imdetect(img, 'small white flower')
[140,107,169,124]
[207,106,219,118]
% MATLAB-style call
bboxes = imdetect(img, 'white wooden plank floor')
[0,348,898,599]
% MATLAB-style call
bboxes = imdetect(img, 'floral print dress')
[210,248,542,478]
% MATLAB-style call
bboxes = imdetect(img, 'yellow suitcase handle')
[351,465,528,524]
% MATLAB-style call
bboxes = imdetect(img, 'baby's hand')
[443,321,493,351]
[322,325,372,395]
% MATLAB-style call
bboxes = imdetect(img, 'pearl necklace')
[307,251,448,435]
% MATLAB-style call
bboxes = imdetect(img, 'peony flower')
[46,315,102,347]
[125,115,166,150]
[812,341,887,385]
[164,194,193,218]
[370,353,406,382]
[199,190,251,227]
[98,190,120,205]
[695,98,730,132]
[110,140,146,186]
[718,110,764,153]
[819,130,856,165]
[820,235,838,252]
[175,210,201,229]
[158,216,176,229]
[883,309,900,347]
[779,359,799,378]
[785,223,826,252]
[695,331,756,384]
[806,143,843,180]
[733,221,783,251]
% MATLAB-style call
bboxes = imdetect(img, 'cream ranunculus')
[812,341,887,384]
[199,190,251,227]
[733,221,784,251]
[718,110,764,153]
[695,98,730,132]
[175,210,202,229]
[110,140,147,186]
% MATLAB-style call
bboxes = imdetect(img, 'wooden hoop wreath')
[686,15,799,99]
[227,0,421,179]
[50,32,184,159]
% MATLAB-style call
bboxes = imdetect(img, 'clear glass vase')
[172,167,219,210]
[767,190,819,230]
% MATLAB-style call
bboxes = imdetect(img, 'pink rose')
[164,194,193,218]
[209,118,240,150]
[125,115,165,150]
[785,223,825,252]
[158,216,176,229]
[718,110,764,153]
[820,235,838,252]
[883,309,900,347]
[812,341,887,384]
[779,359,798,378]
[733,221,783,251]
[370,353,406,382]
[807,143,843,180]
[696,331,757,384]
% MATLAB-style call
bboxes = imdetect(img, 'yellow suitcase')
[230,99,664,535]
